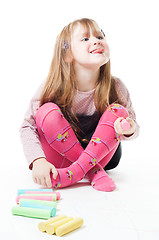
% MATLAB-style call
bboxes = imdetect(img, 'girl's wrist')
[32,157,46,166]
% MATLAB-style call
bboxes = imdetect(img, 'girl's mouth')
[90,48,104,54]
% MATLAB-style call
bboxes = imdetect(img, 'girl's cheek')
[104,43,110,57]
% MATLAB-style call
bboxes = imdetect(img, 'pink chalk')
[16,195,57,204]
[25,191,60,200]
[121,119,130,130]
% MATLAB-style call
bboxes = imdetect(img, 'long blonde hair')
[40,18,119,137]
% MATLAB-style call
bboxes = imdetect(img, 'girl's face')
[71,23,110,70]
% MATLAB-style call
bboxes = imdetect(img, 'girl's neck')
[74,66,100,92]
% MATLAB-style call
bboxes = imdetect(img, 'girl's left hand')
[114,117,136,136]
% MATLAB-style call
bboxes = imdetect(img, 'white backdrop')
[0,0,158,167]
[0,1,159,239]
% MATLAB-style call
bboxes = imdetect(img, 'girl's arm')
[114,77,140,140]
[20,81,58,187]
[19,81,46,169]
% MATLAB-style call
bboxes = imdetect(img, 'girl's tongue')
[92,49,104,54]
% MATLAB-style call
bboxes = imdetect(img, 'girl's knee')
[99,103,129,123]
[36,102,60,129]
[107,103,129,118]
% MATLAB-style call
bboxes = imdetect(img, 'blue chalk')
[20,201,56,217]
[17,189,53,195]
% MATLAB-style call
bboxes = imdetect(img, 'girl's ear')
[64,52,73,63]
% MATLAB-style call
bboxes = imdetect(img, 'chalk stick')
[121,119,130,130]
[12,206,51,219]
[20,202,56,217]
[16,194,56,204]
[20,193,57,200]
[56,217,84,236]
[25,191,60,200]
[19,198,57,208]
[46,217,73,235]
[17,189,54,195]
[38,215,67,232]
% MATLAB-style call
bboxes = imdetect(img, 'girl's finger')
[36,178,41,185]
[51,167,58,179]
[33,177,37,184]
[41,177,47,187]
[45,175,52,188]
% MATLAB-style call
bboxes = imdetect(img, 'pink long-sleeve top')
[20,77,139,168]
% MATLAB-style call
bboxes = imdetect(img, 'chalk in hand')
[120,119,130,130]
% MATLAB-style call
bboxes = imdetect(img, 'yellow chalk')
[38,214,67,232]
[45,217,73,235]
[56,217,84,237]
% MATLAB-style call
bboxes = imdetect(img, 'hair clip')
[64,41,69,51]
[101,29,105,37]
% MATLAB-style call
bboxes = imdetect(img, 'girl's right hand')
[32,158,58,188]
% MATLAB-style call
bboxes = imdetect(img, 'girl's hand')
[32,158,58,188]
[114,117,136,136]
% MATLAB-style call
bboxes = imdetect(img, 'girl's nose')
[93,38,100,45]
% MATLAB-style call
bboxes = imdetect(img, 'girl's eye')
[82,37,89,42]
[97,36,104,40]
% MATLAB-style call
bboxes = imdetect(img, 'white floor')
[1,137,159,240]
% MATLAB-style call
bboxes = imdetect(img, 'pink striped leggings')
[35,103,128,170]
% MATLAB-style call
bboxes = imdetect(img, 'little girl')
[20,18,139,192]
